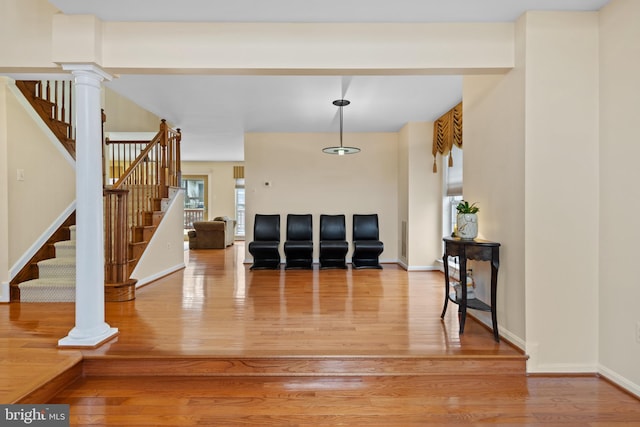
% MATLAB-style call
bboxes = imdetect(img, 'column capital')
[61,63,113,82]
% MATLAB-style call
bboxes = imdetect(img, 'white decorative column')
[59,64,118,347]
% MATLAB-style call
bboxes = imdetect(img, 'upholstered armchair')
[319,214,348,269]
[352,214,383,269]
[188,217,236,249]
[248,214,281,269]
[284,214,313,269]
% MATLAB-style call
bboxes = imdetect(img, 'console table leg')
[491,256,500,342]
[458,256,467,334]
[440,254,450,319]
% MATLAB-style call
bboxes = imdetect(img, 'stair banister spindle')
[69,81,74,140]
[60,82,66,131]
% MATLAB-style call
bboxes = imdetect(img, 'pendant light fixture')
[323,99,360,155]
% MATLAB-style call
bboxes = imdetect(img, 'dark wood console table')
[440,237,501,342]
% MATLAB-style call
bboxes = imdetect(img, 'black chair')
[248,214,281,270]
[352,214,384,269]
[284,214,313,269]
[319,214,348,269]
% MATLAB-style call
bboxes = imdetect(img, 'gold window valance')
[432,101,462,173]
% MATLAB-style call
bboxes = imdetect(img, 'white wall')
[245,132,398,264]
[598,0,640,395]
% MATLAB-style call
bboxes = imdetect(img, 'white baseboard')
[598,364,640,398]
[133,263,186,288]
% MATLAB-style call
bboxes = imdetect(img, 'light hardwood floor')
[2,242,639,425]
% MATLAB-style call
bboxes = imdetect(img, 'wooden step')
[82,354,528,378]
[7,347,83,405]
[34,97,55,119]
[143,211,164,226]
[128,241,147,260]
[133,225,156,243]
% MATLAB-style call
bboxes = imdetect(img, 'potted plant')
[456,200,479,239]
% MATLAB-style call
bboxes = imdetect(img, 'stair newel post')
[59,64,118,348]
[68,80,74,140]
[101,110,107,188]
[160,119,168,197]
[176,128,182,186]
[103,189,127,284]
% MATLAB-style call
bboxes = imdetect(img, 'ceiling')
[47,0,611,161]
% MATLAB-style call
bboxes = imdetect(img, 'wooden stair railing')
[104,120,181,301]
[15,80,75,158]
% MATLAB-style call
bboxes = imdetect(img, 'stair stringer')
[130,188,186,288]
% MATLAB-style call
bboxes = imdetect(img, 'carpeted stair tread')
[18,278,75,303]
[37,257,75,280]
[54,240,76,257]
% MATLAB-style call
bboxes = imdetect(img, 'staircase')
[18,226,76,302]
[15,80,75,159]
[10,79,182,303]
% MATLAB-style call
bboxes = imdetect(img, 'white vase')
[457,213,478,239]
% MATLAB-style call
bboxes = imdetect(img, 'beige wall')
[463,69,526,345]
[523,11,600,373]
[398,122,442,270]
[181,161,242,221]
[5,80,76,269]
[464,12,600,370]
[57,20,514,74]
[131,191,185,287]
[598,0,640,393]
[0,0,60,72]
[103,87,162,133]
[397,126,409,266]
[245,132,398,264]
[0,79,9,300]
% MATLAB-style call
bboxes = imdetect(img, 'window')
[442,146,463,238]
[182,175,208,229]
[235,178,245,237]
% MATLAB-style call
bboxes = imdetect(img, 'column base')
[58,327,119,348]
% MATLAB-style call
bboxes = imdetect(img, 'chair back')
[286,214,312,241]
[320,214,346,241]
[254,214,280,241]
[353,214,379,240]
